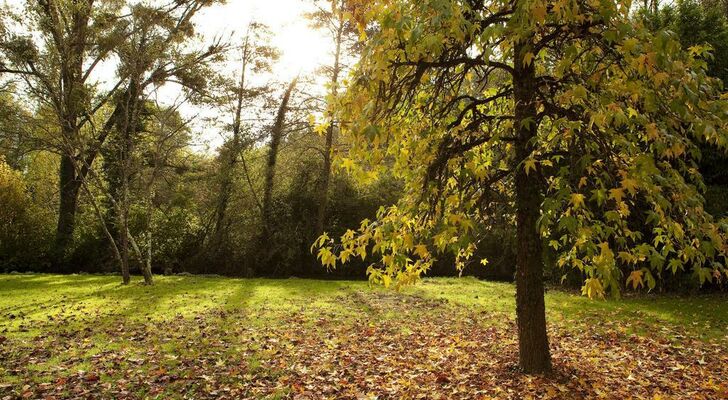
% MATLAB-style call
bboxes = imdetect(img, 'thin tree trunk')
[260,78,298,273]
[119,88,134,285]
[116,77,141,285]
[78,173,125,280]
[141,187,154,285]
[512,40,552,374]
[119,118,131,286]
[144,227,153,284]
[128,225,152,284]
[213,38,249,241]
[314,12,344,238]
[119,214,131,285]
[315,125,333,229]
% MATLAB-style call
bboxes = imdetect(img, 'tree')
[0,86,35,168]
[0,0,223,271]
[210,22,278,259]
[644,0,728,84]
[105,1,224,284]
[0,0,128,265]
[643,0,728,220]
[124,99,197,283]
[0,156,54,270]
[307,0,360,240]
[260,78,298,273]
[316,0,728,373]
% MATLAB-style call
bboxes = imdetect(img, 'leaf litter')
[1,290,726,399]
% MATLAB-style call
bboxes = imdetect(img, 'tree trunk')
[315,129,334,234]
[314,13,344,238]
[142,227,154,285]
[213,38,249,242]
[119,139,131,286]
[260,78,298,273]
[142,189,155,285]
[512,41,552,374]
[116,78,141,285]
[119,215,131,285]
[54,154,81,267]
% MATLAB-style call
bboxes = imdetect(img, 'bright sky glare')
[182,0,335,150]
[196,0,332,80]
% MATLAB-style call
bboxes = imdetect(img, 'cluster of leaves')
[0,158,53,270]
[316,0,728,296]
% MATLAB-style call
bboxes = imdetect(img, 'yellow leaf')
[621,178,638,196]
[653,72,669,86]
[571,193,585,209]
[524,158,537,175]
[523,52,535,67]
[645,123,659,141]
[532,4,547,22]
[402,233,414,249]
[627,107,639,119]
[314,121,330,136]
[609,187,624,203]
[414,244,429,259]
[626,270,644,289]
[622,37,639,53]
[582,278,605,299]
[340,157,354,173]
[572,85,587,99]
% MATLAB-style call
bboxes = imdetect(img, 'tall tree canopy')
[0,0,223,268]
[316,0,728,372]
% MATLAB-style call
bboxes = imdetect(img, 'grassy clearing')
[2,274,726,340]
[0,274,726,399]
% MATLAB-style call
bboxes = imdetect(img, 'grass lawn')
[0,274,726,399]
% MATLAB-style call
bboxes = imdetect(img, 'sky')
[196,0,331,81]
[1,0,335,151]
[185,0,334,150]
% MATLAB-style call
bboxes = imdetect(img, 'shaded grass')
[409,277,728,341]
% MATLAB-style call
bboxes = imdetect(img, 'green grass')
[1,274,726,341]
[1,274,726,398]
[411,278,728,341]
[0,274,363,332]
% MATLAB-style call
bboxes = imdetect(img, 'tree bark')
[142,184,155,285]
[51,0,90,268]
[54,154,81,267]
[118,80,139,285]
[142,225,154,285]
[260,78,297,273]
[512,41,552,374]
[119,214,131,285]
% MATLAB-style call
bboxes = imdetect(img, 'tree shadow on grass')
[0,275,368,336]
[547,290,728,340]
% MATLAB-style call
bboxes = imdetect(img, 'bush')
[0,158,53,271]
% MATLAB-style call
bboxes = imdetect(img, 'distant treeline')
[1,0,727,292]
